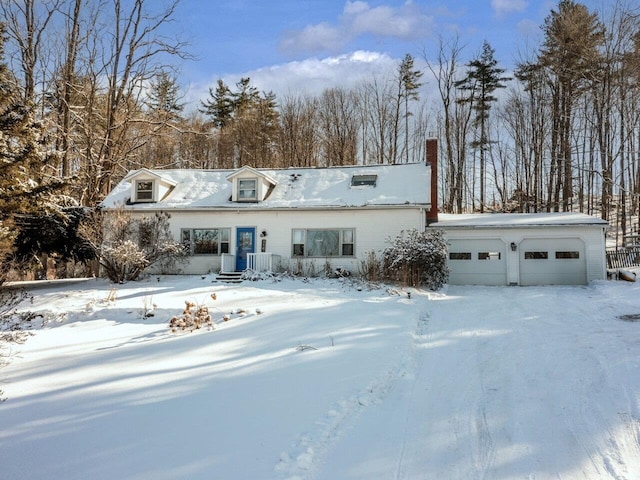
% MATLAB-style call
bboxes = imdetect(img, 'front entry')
[235,227,255,271]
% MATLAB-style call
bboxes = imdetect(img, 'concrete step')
[215,272,243,284]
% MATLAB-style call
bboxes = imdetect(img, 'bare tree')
[72,0,189,204]
[0,0,60,102]
[423,34,470,212]
[317,87,359,166]
[277,94,320,167]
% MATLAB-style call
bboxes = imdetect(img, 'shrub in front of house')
[80,208,186,283]
[382,229,449,290]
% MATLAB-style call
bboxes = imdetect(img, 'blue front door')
[235,227,255,271]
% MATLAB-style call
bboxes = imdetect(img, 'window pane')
[556,251,579,259]
[449,252,471,260]
[238,179,257,199]
[220,229,230,242]
[307,230,339,256]
[292,229,305,243]
[293,244,304,256]
[478,252,501,260]
[351,175,377,187]
[342,229,353,243]
[524,251,548,259]
[342,244,354,256]
[136,181,153,200]
[193,229,219,254]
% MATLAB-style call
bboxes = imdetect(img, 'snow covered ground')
[1,275,639,480]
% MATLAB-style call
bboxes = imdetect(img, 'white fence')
[221,252,276,273]
[247,253,275,272]
[220,253,235,273]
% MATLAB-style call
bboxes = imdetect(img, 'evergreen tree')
[455,41,510,212]
[200,77,279,167]
[0,23,63,278]
[537,0,603,211]
[200,79,234,129]
[145,71,184,122]
[398,53,423,163]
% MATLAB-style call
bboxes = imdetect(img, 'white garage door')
[447,239,507,285]
[519,238,587,286]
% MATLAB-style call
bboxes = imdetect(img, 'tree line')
[1,0,640,279]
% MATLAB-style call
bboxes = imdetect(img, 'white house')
[100,160,436,276]
[432,213,608,286]
[100,135,609,285]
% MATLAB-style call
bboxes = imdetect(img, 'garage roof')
[432,213,608,228]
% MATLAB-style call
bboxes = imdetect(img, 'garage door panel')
[448,239,507,286]
[519,238,586,286]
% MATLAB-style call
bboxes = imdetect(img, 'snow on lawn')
[1,276,639,480]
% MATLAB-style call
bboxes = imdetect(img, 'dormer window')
[136,180,154,201]
[351,174,377,187]
[238,179,257,201]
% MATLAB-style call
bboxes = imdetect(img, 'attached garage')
[447,238,507,285]
[518,237,586,286]
[431,213,607,286]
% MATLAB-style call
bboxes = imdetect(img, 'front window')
[238,179,257,201]
[136,180,153,201]
[292,229,355,257]
[181,228,230,255]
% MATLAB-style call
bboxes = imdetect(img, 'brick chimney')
[425,138,438,225]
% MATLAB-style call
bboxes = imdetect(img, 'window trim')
[292,228,355,257]
[238,178,258,201]
[135,180,154,202]
[181,227,230,255]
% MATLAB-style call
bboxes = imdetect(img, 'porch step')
[215,271,243,284]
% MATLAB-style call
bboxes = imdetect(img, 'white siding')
[447,238,507,285]
[131,207,425,275]
[519,238,587,285]
[441,225,606,286]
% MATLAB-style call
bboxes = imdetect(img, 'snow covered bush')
[382,229,449,289]
[80,208,186,283]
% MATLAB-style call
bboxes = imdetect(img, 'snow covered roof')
[432,213,608,228]
[101,163,431,210]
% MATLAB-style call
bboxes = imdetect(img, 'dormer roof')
[123,168,178,187]
[225,165,278,186]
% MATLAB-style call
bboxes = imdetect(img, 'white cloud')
[248,50,399,97]
[184,50,400,109]
[279,1,434,56]
[279,22,346,55]
[344,1,432,38]
[491,0,528,16]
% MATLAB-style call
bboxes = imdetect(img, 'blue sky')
[171,0,604,107]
